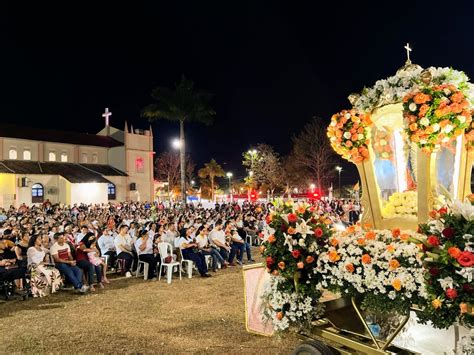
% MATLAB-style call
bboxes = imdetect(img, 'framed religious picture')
[242,263,274,336]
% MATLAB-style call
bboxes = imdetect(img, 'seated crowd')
[0,198,360,299]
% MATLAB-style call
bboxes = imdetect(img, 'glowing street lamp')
[226,172,233,202]
[336,166,343,198]
[172,138,181,149]
[310,183,315,191]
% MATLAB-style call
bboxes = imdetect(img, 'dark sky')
[1,1,474,185]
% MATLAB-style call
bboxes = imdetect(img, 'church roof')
[0,124,123,148]
[0,161,127,183]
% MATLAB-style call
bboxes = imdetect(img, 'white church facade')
[0,109,155,207]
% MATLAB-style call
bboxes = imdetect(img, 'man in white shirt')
[98,229,117,269]
[208,220,230,262]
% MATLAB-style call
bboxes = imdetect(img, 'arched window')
[135,157,144,173]
[23,150,31,160]
[81,153,88,163]
[31,183,44,203]
[8,149,17,160]
[60,153,68,162]
[107,183,116,200]
[49,152,56,162]
[92,153,98,163]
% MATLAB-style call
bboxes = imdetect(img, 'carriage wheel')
[293,340,335,355]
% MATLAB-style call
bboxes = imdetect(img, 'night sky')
[1,1,474,185]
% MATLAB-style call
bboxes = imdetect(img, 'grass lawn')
[0,254,299,354]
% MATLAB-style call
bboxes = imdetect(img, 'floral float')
[372,127,394,160]
[381,191,417,219]
[327,109,371,163]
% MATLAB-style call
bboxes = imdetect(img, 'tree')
[154,151,195,199]
[198,159,225,202]
[142,76,215,203]
[242,143,283,199]
[289,117,337,194]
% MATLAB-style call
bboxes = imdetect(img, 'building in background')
[0,109,154,207]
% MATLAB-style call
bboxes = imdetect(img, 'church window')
[31,183,44,203]
[60,153,68,162]
[107,183,116,200]
[9,148,17,159]
[49,152,56,161]
[135,157,144,173]
[23,150,31,160]
[81,153,88,163]
[92,153,98,163]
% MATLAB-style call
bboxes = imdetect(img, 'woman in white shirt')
[98,228,116,270]
[196,225,227,272]
[134,229,159,280]
[114,225,134,277]
[27,234,62,297]
[178,228,211,278]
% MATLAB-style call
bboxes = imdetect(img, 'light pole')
[247,149,257,202]
[226,172,233,202]
[171,138,185,203]
[336,166,343,199]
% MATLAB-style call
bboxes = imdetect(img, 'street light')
[171,138,185,203]
[191,180,195,186]
[310,183,315,191]
[226,172,233,202]
[171,138,181,149]
[336,166,343,198]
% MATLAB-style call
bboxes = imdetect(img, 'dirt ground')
[0,252,300,354]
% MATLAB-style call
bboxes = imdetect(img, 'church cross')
[404,43,412,63]
[102,107,112,126]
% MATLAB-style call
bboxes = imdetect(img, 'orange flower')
[400,233,410,241]
[361,254,371,264]
[278,261,285,270]
[345,140,353,147]
[460,303,468,314]
[389,259,400,270]
[276,311,284,320]
[296,206,306,214]
[345,263,355,273]
[386,245,395,253]
[448,247,461,258]
[297,261,304,269]
[418,104,430,117]
[363,223,373,230]
[306,255,315,264]
[346,226,356,234]
[451,91,464,103]
[432,298,442,309]
[259,245,266,254]
[287,227,296,235]
[357,238,365,246]
[328,251,340,262]
[429,210,438,219]
[392,228,401,237]
[365,231,376,240]
[268,234,276,243]
[413,93,431,104]
[409,123,418,131]
[392,279,402,291]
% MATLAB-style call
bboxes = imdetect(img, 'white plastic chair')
[180,248,194,279]
[245,233,253,246]
[157,242,181,284]
[204,255,212,270]
[135,260,149,280]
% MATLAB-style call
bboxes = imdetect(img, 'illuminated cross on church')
[404,43,412,63]
[102,107,112,127]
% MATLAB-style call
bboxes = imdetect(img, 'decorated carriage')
[244,46,474,354]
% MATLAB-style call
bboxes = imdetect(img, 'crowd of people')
[0,197,360,300]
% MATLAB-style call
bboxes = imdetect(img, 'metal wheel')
[293,340,334,355]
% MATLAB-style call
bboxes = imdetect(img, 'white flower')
[409,103,417,112]
[419,117,429,126]
[344,113,351,119]
[357,133,364,140]
[343,132,352,139]
[450,200,474,221]
[283,233,294,252]
[443,124,453,133]
[298,238,306,247]
[457,115,466,124]
[438,277,454,290]
[432,123,440,132]
[295,219,314,238]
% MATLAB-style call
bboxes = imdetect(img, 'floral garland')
[260,200,332,331]
[403,85,472,152]
[353,67,474,113]
[315,225,426,315]
[373,127,394,160]
[381,191,417,219]
[327,109,371,163]
[414,199,474,329]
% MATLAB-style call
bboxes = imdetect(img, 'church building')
[0,109,155,207]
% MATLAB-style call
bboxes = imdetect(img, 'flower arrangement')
[327,109,372,163]
[415,199,474,329]
[315,225,426,315]
[353,67,474,114]
[260,200,332,331]
[381,191,417,219]
[372,127,394,160]
[403,85,472,152]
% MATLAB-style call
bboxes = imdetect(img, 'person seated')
[50,232,88,293]
[195,225,227,272]
[76,233,104,291]
[178,229,211,278]
[228,227,245,266]
[134,229,159,280]
[27,234,62,297]
[208,220,231,263]
[97,228,117,271]
[87,239,109,284]
[114,224,134,277]
[0,240,25,294]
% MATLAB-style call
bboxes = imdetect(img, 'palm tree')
[142,76,215,203]
[198,159,225,202]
